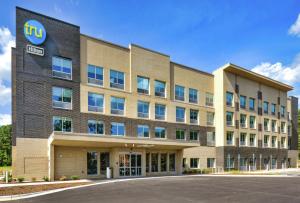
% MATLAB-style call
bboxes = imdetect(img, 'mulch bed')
[0,182,90,196]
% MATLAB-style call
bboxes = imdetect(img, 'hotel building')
[12,7,298,180]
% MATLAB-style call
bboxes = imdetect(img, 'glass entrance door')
[119,153,142,177]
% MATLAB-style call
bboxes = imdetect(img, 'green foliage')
[17,177,25,183]
[31,177,37,182]
[43,176,49,182]
[59,176,67,181]
[71,175,79,180]
[0,125,12,167]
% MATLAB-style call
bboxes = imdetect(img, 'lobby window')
[160,153,167,172]
[110,70,124,90]
[264,135,269,147]
[226,131,234,145]
[88,120,104,135]
[263,101,269,114]
[52,87,72,109]
[111,97,125,115]
[154,80,166,97]
[240,133,247,146]
[137,76,149,94]
[264,118,270,131]
[205,92,214,107]
[206,112,214,126]
[137,101,149,118]
[226,92,234,106]
[176,129,185,140]
[281,122,286,133]
[190,131,199,141]
[271,103,276,115]
[190,109,198,124]
[226,157,234,169]
[249,134,256,147]
[87,152,98,175]
[226,112,234,126]
[151,153,159,172]
[87,64,103,86]
[176,107,185,122]
[271,136,277,148]
[240,95,246,109]
[207,158,215,168]
[53,116,72,132]
[175,85,185,101]
[189,88,198,104]
[281,137,286,148]
[249,98,255,111]
[207,132,215,146]
[111,122,125,136]
[249,116,256,129]
[155,127,166,138]
[137,125,149,138]
[280,106,285,117]
[271,120,277,132]
[240,114,247,128]
[52,56,72,80]
[169,153,176,171]
[190,158,199,169]
[88,92,104,113]
[155,104,166,120]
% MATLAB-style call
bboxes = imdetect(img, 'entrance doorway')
[119,153,142,177]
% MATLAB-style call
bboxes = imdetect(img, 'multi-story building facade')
[12,7,298,180]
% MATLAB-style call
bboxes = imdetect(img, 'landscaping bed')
[0,182,90,196]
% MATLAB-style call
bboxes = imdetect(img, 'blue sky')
[0,0,300,125]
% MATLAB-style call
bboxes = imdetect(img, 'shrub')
[31,177,37,182]
[17,177,25,183]
[43,176,49,182]
[59,176,67,181]
[71,175,79,180]
[4,174,12,182]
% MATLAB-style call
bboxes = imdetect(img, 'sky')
[0,0,300,125]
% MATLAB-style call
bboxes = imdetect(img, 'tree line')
[0,125,12,166]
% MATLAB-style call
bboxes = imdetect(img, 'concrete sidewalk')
[0,179,92,188]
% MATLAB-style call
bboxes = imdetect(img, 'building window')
[111,122,125,136]
[137,125,149,138]
[207,112,214,126]
[189,88,198,104]
[87,152,98,175]
[155,104,166,120]
[271,158,277,169]
[160,153,167,172]
[52,56,72,80]
[137,101,149,118]
[240,114,247,128]
[87,64,103,86]
[155,127,166,138]
[240,95,246,109]
[190,131,199,141]
[176,107,185,122]
[249,98,255,111]
[281,137,286,148]
[226,131,234,145]
[280,106,285,117]
[52,87,72,109]
[226,92,233,106]
[240,133,247,146]
[226,157,234,169]
[271,136,277,148]
[169,153,176,171]
[137,76,149,94]
[249,134,256,147]
[176,129,185,140]
[281,122,286,133]
[88,92,104,112]
[263,101,269,114]
[151,153,158,172]
[207,158,215,168]
[53,116,72,132]
[249,116,256,129]
[264,118,270,131]
[88,120,104,135]
[190,158,199,169]
[111,96,125,115]
[271,120,277,132]
[205,92,214,107]
[271,103,276,115]
[190,109,198,124]
[207,132,215,146]
[154,80,166,97]
[175,85,185,101]
[226,112,234,126]
[264,135,269,147]
[110,70,124,89]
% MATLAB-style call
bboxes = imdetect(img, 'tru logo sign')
[24,20,46,45]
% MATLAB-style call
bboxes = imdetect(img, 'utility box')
[106,167,112,179]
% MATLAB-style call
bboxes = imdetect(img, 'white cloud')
[0,83,11,106]
[289,14,300,37]
[0,114,11,126]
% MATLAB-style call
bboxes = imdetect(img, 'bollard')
[5,171,8,184]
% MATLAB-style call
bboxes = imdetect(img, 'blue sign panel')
[24,20,46,45]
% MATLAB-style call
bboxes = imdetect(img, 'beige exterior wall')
[288,150,298,167]
[183,147,216,169]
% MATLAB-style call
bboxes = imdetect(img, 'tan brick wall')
[183,147,216,169]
